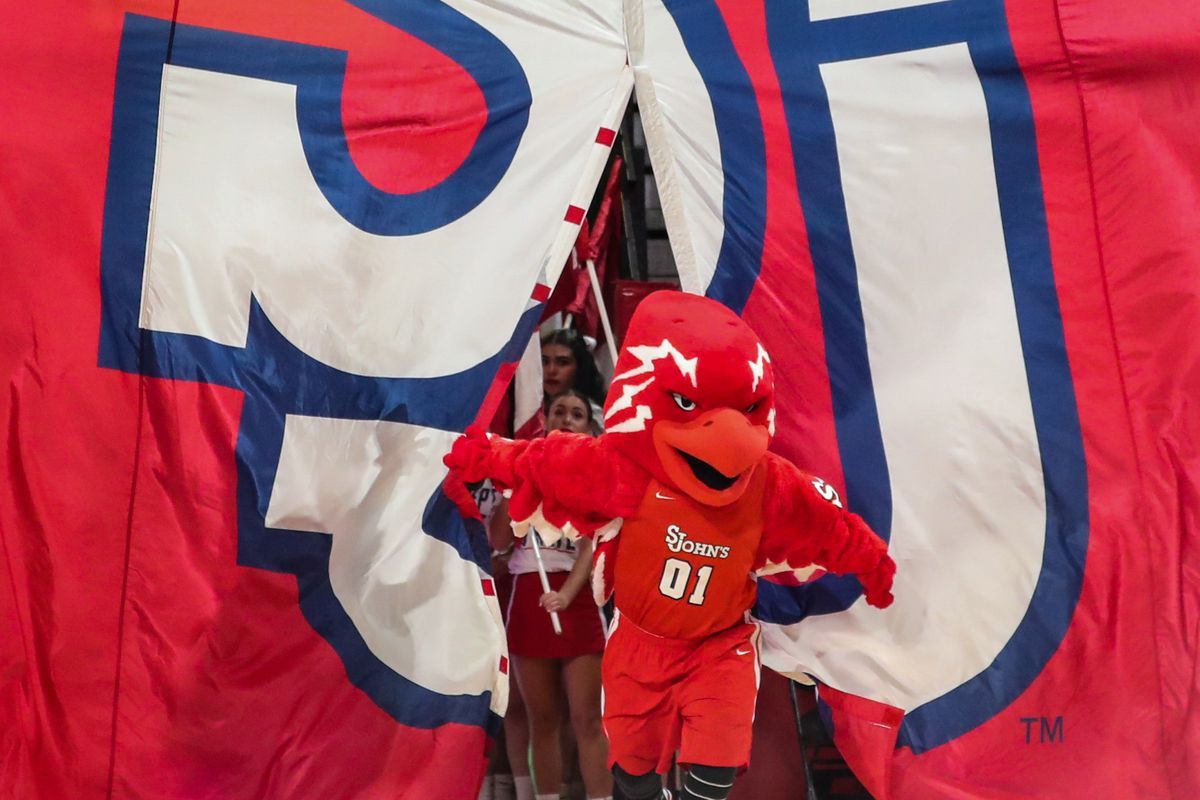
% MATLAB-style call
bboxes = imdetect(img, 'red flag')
[542,222,590,322]
[565,156,625,345]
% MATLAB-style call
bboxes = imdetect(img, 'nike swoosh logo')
[736,647,753,656]
[655,491,675,500]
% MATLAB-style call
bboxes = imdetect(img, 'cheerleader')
[490,390,611,800]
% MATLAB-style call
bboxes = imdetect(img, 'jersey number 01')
[659,558,714,606]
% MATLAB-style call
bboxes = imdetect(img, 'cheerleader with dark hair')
[490,390,611,800]
[541,329,606,411]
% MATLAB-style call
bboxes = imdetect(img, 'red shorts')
[506,571,607,659]
[602,614,760,775]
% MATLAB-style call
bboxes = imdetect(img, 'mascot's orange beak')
[652,408,769,507]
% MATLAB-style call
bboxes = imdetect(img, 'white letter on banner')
[140,16,626,378]
[132,2,629,716]
[265,416,507,712]
[761,43,1046,712]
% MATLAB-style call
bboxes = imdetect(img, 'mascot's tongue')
[676,449,739,490]
[652,407,770,505]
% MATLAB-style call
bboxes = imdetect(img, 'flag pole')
[586,258,620,365]
[529,528,564,635]
[562,246,580,330]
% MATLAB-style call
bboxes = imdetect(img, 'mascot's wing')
[443,425,646,545]
[755,453,896,609]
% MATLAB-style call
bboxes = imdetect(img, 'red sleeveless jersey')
[613,468,767,639]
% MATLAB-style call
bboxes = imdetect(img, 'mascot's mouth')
[676,449,739,491]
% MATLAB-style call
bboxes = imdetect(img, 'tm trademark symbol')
[1020,716,1064,744]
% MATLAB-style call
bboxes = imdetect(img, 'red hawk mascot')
[445,291,895,800]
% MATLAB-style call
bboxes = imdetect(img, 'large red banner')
[4,0,1197,798]
[633,0,1199,796]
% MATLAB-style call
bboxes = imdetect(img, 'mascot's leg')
[677,765,736,800]
[612,764,667,800]
[602,617,680,800]
[673,624,759,800]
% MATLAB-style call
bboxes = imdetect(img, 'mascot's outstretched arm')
[756,453,896,608]
[442,424,646,543]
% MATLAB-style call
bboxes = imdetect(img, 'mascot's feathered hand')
[441,425,494,519]
[443,291,895,610]
[754,459,897,608]
[443,421,643,543]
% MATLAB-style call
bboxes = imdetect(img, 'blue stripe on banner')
[662,0,1089,753]
[97,12,538,733]
[659,0,767,313]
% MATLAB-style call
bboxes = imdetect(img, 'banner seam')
[106,6,181,796]
[104,361,149,800]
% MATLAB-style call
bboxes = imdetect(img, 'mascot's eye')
[671,392,697,412]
